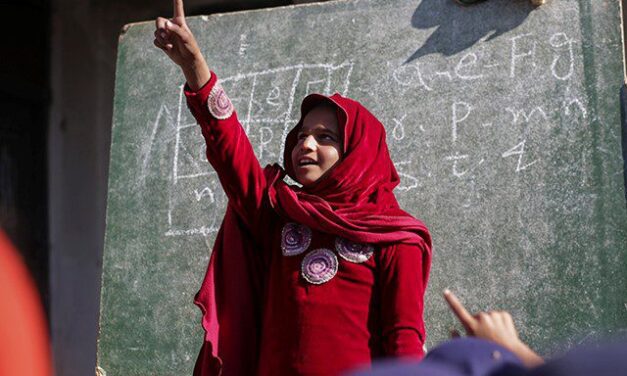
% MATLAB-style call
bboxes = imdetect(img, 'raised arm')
[154,0,269,235]
[154,0,210,90]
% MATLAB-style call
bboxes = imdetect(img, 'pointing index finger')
[444,289,476,333]
[173,0,185,19]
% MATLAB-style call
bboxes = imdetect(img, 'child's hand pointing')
[154,0,210,90]
[443,289,544,367]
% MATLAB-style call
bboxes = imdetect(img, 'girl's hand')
[443,289,544,367]
[154,0,211,90]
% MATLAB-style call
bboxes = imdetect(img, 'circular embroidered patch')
[207,81,234,119]
[301,248,338,285]
[335,237,374,263]
[281,223,312,256]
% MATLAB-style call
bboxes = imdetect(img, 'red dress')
[185,73,432,376]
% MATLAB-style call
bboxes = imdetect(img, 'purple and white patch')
[335,237,374,263]
[207,81,234,119]
[281,223,312,256]
[301,248,338,284]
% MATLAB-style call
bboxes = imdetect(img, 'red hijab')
[268,93,431,247]
[194,93,431,376]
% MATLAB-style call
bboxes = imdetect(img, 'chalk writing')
[194,187,215,203]
[444,153,485,178]
[392,114,407,141]
[239,34,248,57]
[160,28,589,238]
[266,86,281,106]
[396,161,419,191]
[390,31,579,87]
[510,33,537,78]
[258,126,274,160]
[455,52,484,80]
[502,140,538,172]
[563,97,588,118]
[452,101,472,143]
[506,106,548,124]
[392,62,433,91]
[549,32,575,81]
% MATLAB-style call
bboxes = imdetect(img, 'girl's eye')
[297,133,307,140]
[319,134,335,141]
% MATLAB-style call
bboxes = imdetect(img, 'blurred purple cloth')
[348,338,526,376]
[348,337,627,376]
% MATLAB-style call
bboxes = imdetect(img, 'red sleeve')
[378,241,429,359]
[184,72,268,237]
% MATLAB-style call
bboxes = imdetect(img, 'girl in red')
[155,2,432,375]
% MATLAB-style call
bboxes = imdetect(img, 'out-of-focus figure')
[0,230,52,376]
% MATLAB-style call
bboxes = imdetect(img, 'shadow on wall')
[406,0,536,63]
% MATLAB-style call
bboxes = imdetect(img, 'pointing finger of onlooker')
[444,289,477,334]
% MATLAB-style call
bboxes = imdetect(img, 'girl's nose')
[301,135,317,150]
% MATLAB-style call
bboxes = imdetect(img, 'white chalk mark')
[435,71,453,81]
[414,63,432,91]
[220,62,353,83]
[341,62,354,96]
[563,97,588,119]
[139,104,173,184]
[444,153,485,178]
[244,75,258,134]
[392,114,407,141]
[549,32,575,81]
[481,123,492,128]
[392,63,432,91]
[324,67,333,95]
[165,226,220,237]
[266,86,280,106]
[455,52,484,80]
[452,101,472,143]
[179,122,197,130]
[506,106,548,124]
[419,124,426,132]
[397,172,419,191]
[258,126,274,160]
[173,84,185,185]
[396,161,419,191]
[306,79,326,94]
[391,64,413,86]
[177,172,213,180]
[502,140,538,172]
[238,34,248,57]
[194,187,215,203]
[510,33,536,78]
[279,67,304,165]
[175,131,208,180]
[484,63,500,68]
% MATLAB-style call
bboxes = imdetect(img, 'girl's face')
[291,105,343,186]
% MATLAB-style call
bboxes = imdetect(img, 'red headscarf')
[194,93,431,376]
[268,93,431,247]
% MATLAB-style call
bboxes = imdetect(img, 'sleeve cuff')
[184,71,235,120]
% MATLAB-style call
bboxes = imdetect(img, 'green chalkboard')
[98,0,627,374]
